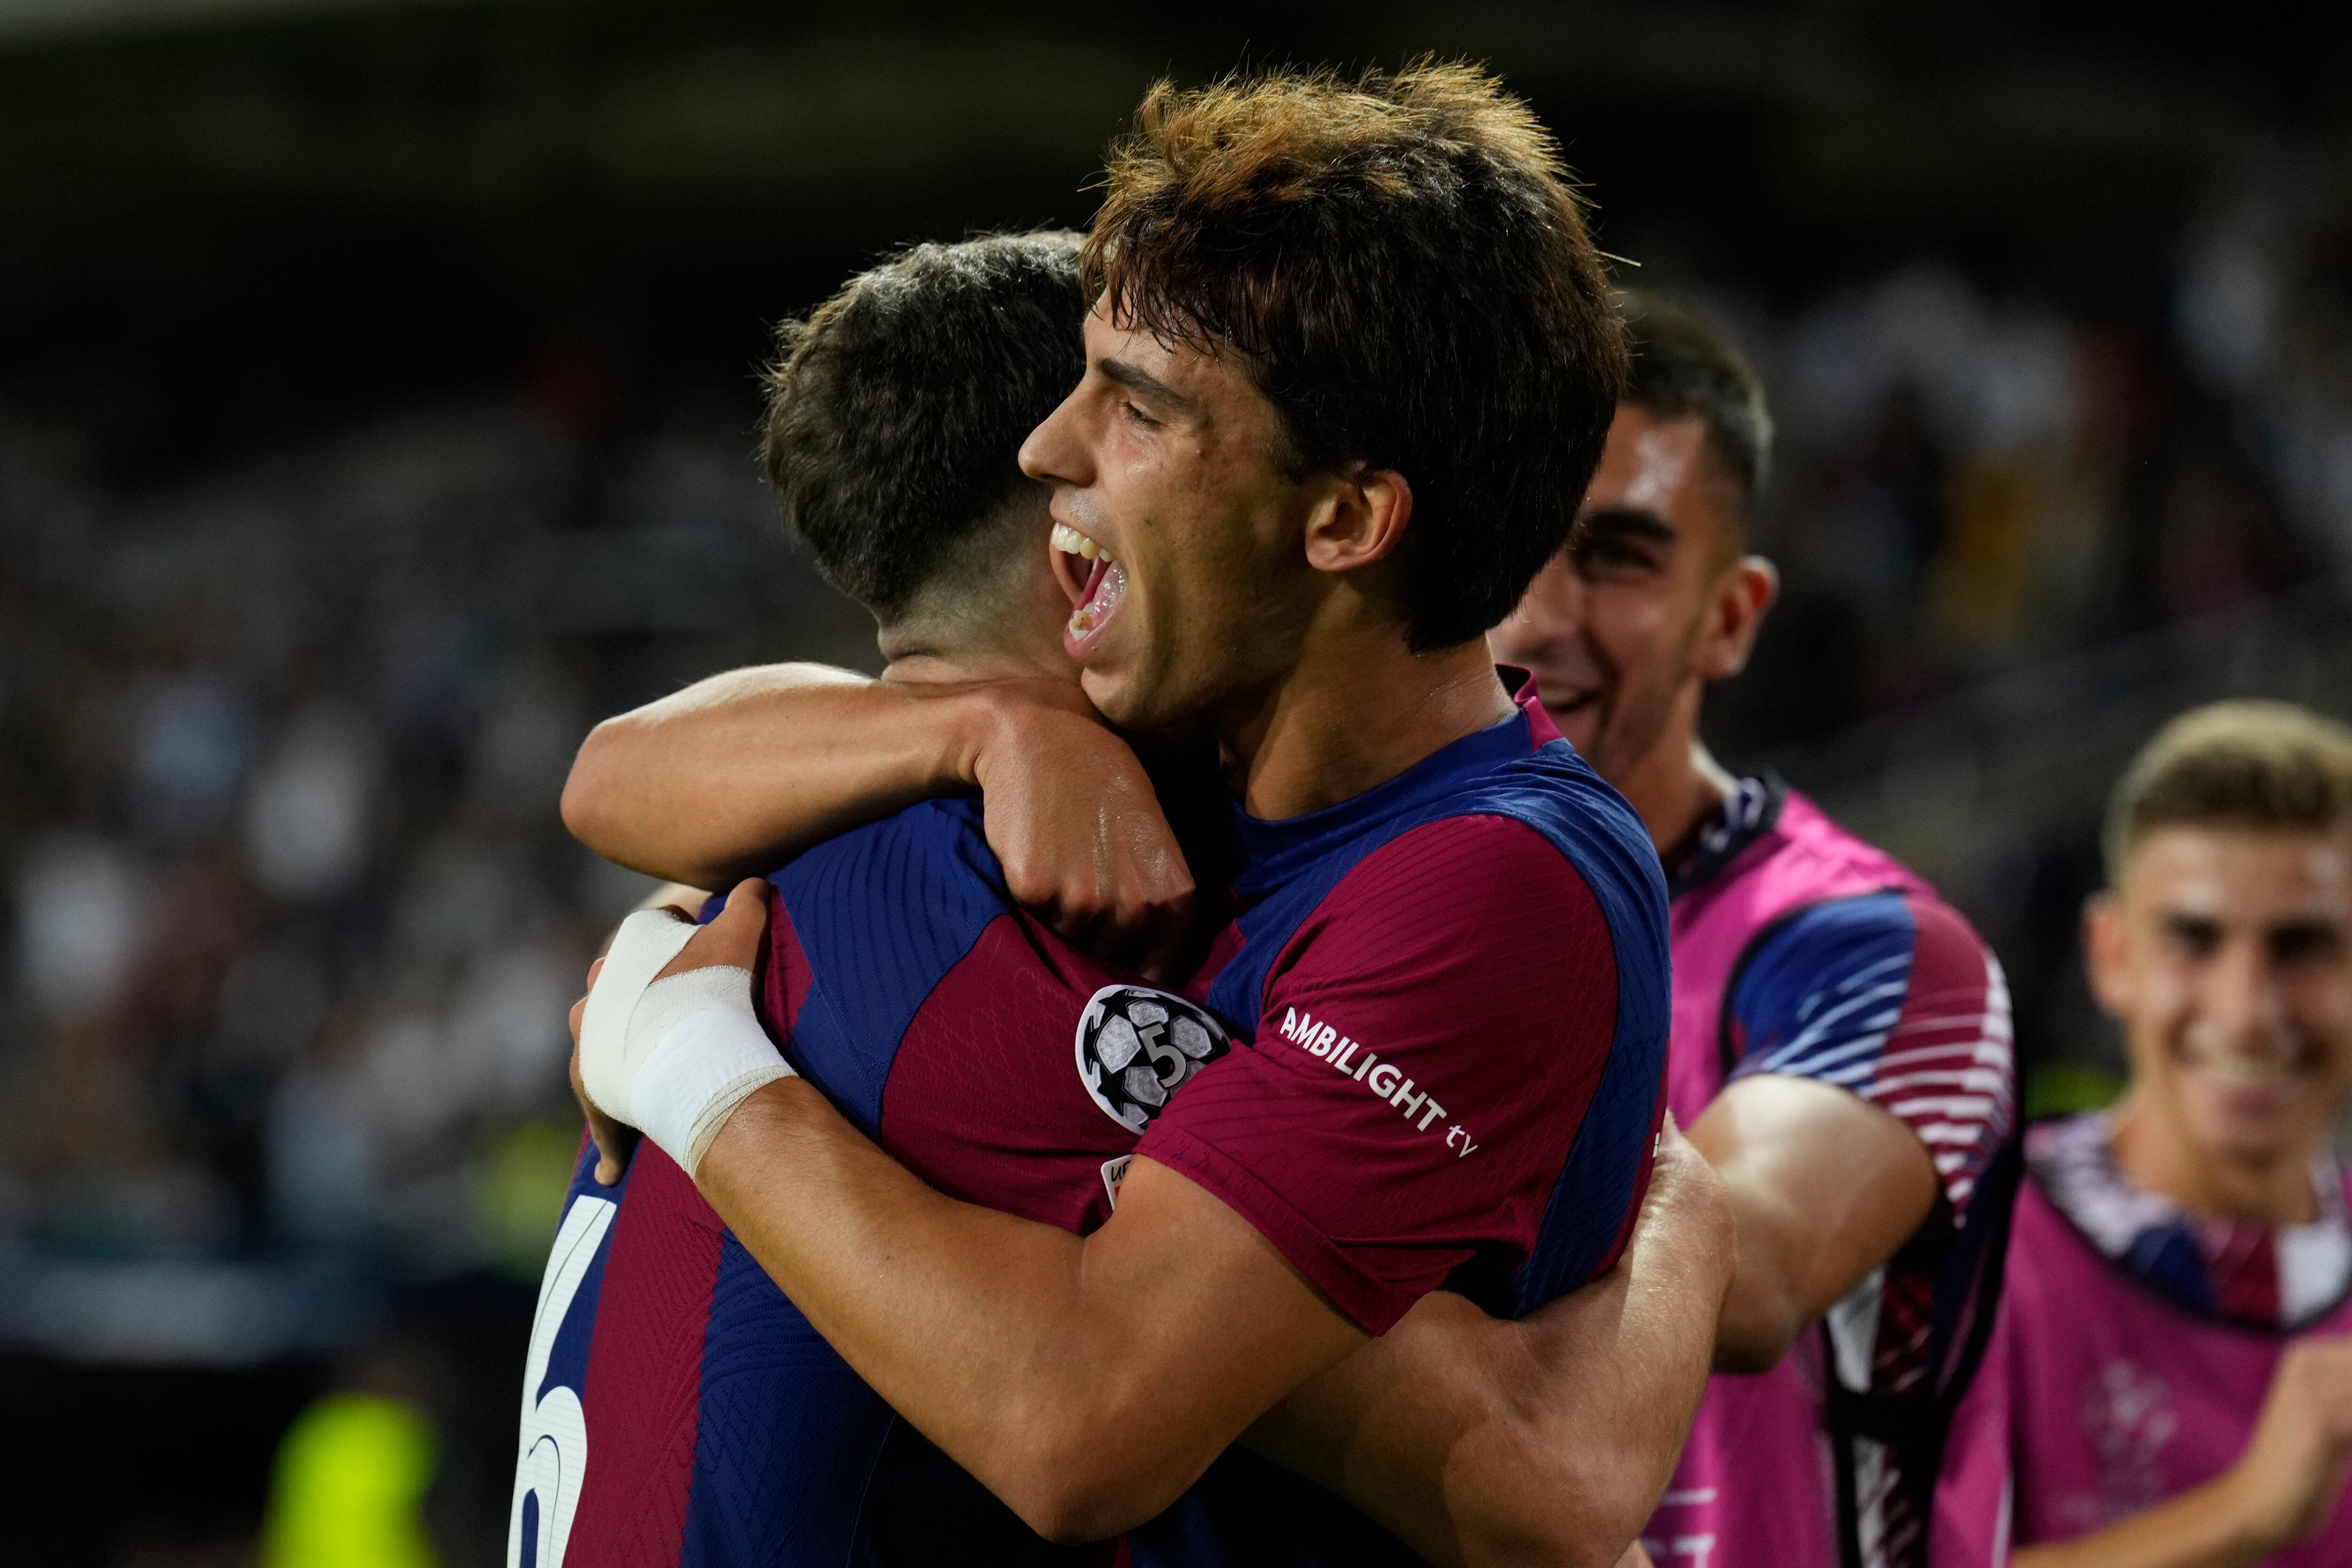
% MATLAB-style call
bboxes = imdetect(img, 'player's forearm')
[2011,1473,2280,1568]
[1706,1187,1816,1372]
[561,664,985,886]
[1249,1136,1732,1568]
[1462,1187,1734,1568]
[695,1080,1275,1543]
[1248,1293,1671,1568]
[1689,1078,1938,1373]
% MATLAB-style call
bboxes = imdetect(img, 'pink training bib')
[1642,784,2015,1568]
[1997,1161,2352,1563]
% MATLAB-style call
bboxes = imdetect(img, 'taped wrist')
[579,910,794,1177]
[628,970,793,1174]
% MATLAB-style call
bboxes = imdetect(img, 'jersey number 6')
[508,1195,616,1568]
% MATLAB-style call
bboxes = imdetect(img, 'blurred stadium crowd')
[1697,164,2347,746]
[0,384,871,1317]
[2,87,2350,1568]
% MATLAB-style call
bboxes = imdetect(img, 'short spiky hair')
[2106,700,2352,885]
[1083,62,1625,651]
[1620,291,1774,522]
[761,231,1086,619]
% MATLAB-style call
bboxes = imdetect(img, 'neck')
[877,570,1079,688]
[2108,1088,2321,1226]
[879,645,1072,688]
[1612,682,1734,855]
[1216,605,1512,821]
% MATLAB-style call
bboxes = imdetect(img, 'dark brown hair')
[1620,291,1774,531]
[1083,62,1626,650]
[2106,700,2352,884]
[761,231,1086,619]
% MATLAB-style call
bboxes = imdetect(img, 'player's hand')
[565,882,771,1183]
[969,680,1196,984]
[568,963,639,1185]
[2218,1334,2352,1551]
[645,879,768,981]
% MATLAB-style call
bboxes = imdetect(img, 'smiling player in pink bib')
[1489,294,2019,1568]
[1946,702,2352,1568]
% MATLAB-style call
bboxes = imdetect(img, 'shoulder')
[1510,741,1666,871]
[768,797,1000,911]
[1729,887,2006,1078]
[1308,812,1613,963]
[759,800,1016,1131]
[1731,890,2014,1203]
[763,797,1008,1005]
[1261,812,1631,1070]
[1739,888,1991,1003]
[775,795,990,875]
[1378,745,1668,932]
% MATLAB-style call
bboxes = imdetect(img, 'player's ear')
[2082,889,2131,1019]
[1693,556,1778,681]
[1303,467,1412,575]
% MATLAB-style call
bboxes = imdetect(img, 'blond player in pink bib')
[1491,294,2019,1568]
[1944,702,2352,1567]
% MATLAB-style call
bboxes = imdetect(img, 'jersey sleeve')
[1134,814,1630,1334]
[1726,889,2015,1213]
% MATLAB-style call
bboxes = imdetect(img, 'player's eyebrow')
[1097,357,1199,416]
[1578,507,1677,545]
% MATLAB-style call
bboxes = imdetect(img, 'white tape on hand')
[579,910,697,1122]
[578,909,794,1176]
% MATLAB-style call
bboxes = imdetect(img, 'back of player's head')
[1619,291,1772,546]
[1082,60,1625,651]
[2105,700,2352,887]
[761,230,1087,622]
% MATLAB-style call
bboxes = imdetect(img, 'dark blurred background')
[1,3,2347,1562]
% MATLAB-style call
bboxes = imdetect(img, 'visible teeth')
[1051,522,1112,563]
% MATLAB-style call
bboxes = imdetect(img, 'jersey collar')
[1663,772,1786,900]
[1228,668,1548,905]
[2029,1110,2352,1330]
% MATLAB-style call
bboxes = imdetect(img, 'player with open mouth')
[545,62,1701,1568]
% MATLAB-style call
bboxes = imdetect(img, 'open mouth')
[1052,522,1128,652]
[1547,689,1599,715]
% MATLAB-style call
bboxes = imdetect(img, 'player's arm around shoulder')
[1244,1119,1735,1568]
[562,663,1194,977]
[563,660,908,883]
[1689,891,2012,1371]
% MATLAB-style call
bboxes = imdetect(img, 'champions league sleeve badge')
[1074,985,1232,1132]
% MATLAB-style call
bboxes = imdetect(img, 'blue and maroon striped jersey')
[510,679,1670,1568]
